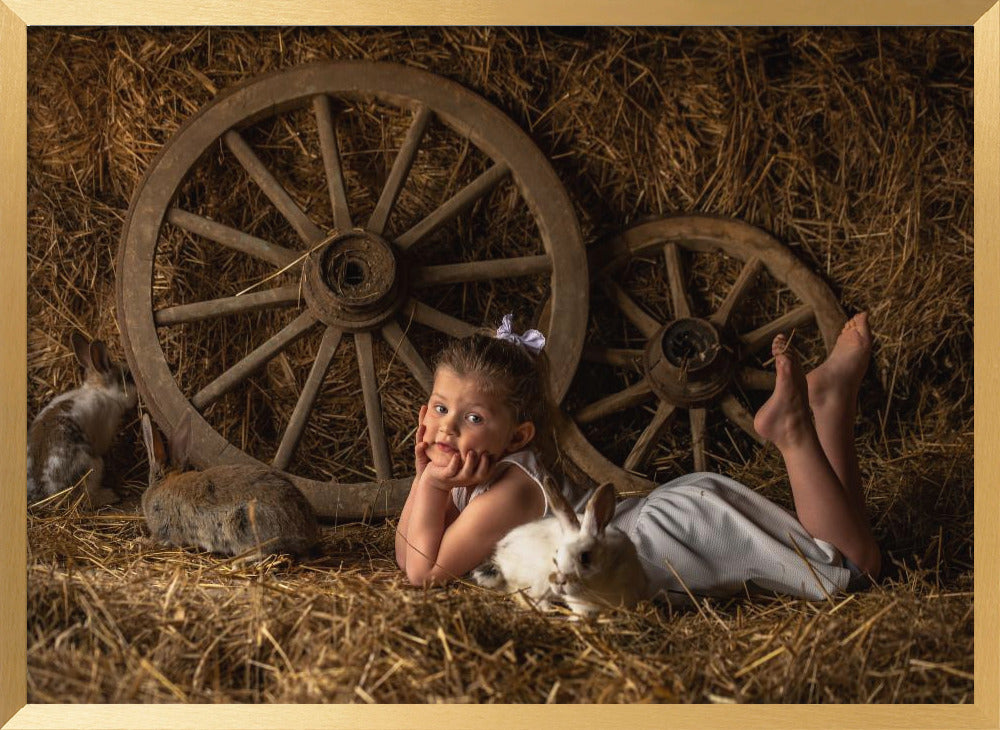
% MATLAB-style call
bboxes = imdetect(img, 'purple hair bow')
[495,314,546,355]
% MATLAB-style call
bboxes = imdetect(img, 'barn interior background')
[26,27,972,703]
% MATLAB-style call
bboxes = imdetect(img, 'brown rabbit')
[140,413,320,559]
[28,331,137,507]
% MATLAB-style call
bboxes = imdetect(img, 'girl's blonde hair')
[434,330,556,464]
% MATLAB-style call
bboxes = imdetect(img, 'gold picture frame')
[2,2,997,728]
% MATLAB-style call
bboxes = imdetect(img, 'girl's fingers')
[460,450,481,480]
[454,452,471,480]
[416,406,427,440]
[414,443,428,478]
[476,453,492,479]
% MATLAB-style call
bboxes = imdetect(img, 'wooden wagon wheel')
[116,61,588,519]
[554,215,846,494]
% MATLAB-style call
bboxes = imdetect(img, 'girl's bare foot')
[753,334,815,450]
[806,312,872,412]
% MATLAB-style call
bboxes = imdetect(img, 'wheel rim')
[555,215,846,493]
[116,61,588,519]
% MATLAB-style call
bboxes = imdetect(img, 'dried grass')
[26,27,972,703]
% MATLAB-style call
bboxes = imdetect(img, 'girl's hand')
[414,405,430,480]
[423,449,494,492]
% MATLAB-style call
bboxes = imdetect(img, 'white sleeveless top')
[450,449,588,517]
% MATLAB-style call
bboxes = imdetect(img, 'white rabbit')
[27,331,138,507]
[546,479,650,618]
[471,508,563,610]
[473,476,649,617]
[140,413,320,559]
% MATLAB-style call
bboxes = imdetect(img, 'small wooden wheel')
[556,215,846,493]
[116,62,588,519]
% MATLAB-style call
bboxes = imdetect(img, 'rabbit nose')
[548,571,562,593]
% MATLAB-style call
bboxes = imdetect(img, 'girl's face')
[421,367,535,467]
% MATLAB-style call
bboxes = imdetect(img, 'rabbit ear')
[71,331,92,369]
[581,482,616,538]
[541,475,579,533]
[169,413,193,470]
[141,413,167,471]
[89,341,112,374]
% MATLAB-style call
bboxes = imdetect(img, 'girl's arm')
[403,462,544,587]
[396,407,461,570]
[395,474,459,570]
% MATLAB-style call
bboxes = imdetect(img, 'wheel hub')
[302,230,405,331]
[644,317,735,407]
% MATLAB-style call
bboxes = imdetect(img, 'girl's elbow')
[404,559,426,586]
[406,567,430,587]
[405,565,448,588]
[394,537,407,571]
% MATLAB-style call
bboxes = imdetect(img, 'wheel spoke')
[381,319,434,394]
[402,298,490,338]
[573,378,654,425]
[191,311,318,411]
[313,94,353,231]
[710,256,763,328]
[662,242,692,319]
[689,407,708,472]
[367,105,433,236]
[166,208,300,269]
[737,366,776,391]
[355,331,393,480]
[411,255,551,287]
[154,286,302,326]
[223,129,326,244]
[719,393,765,444]
[600,279,662,339]
[739,304,815,355]
[272,325,344,471]
[581,346,645,368]
[394,162,510,251]
[623,400,677,472]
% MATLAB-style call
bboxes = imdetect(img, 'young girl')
[395,315,553,587]
[395,312,881,602]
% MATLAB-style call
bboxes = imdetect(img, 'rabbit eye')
[579,550,592,567]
